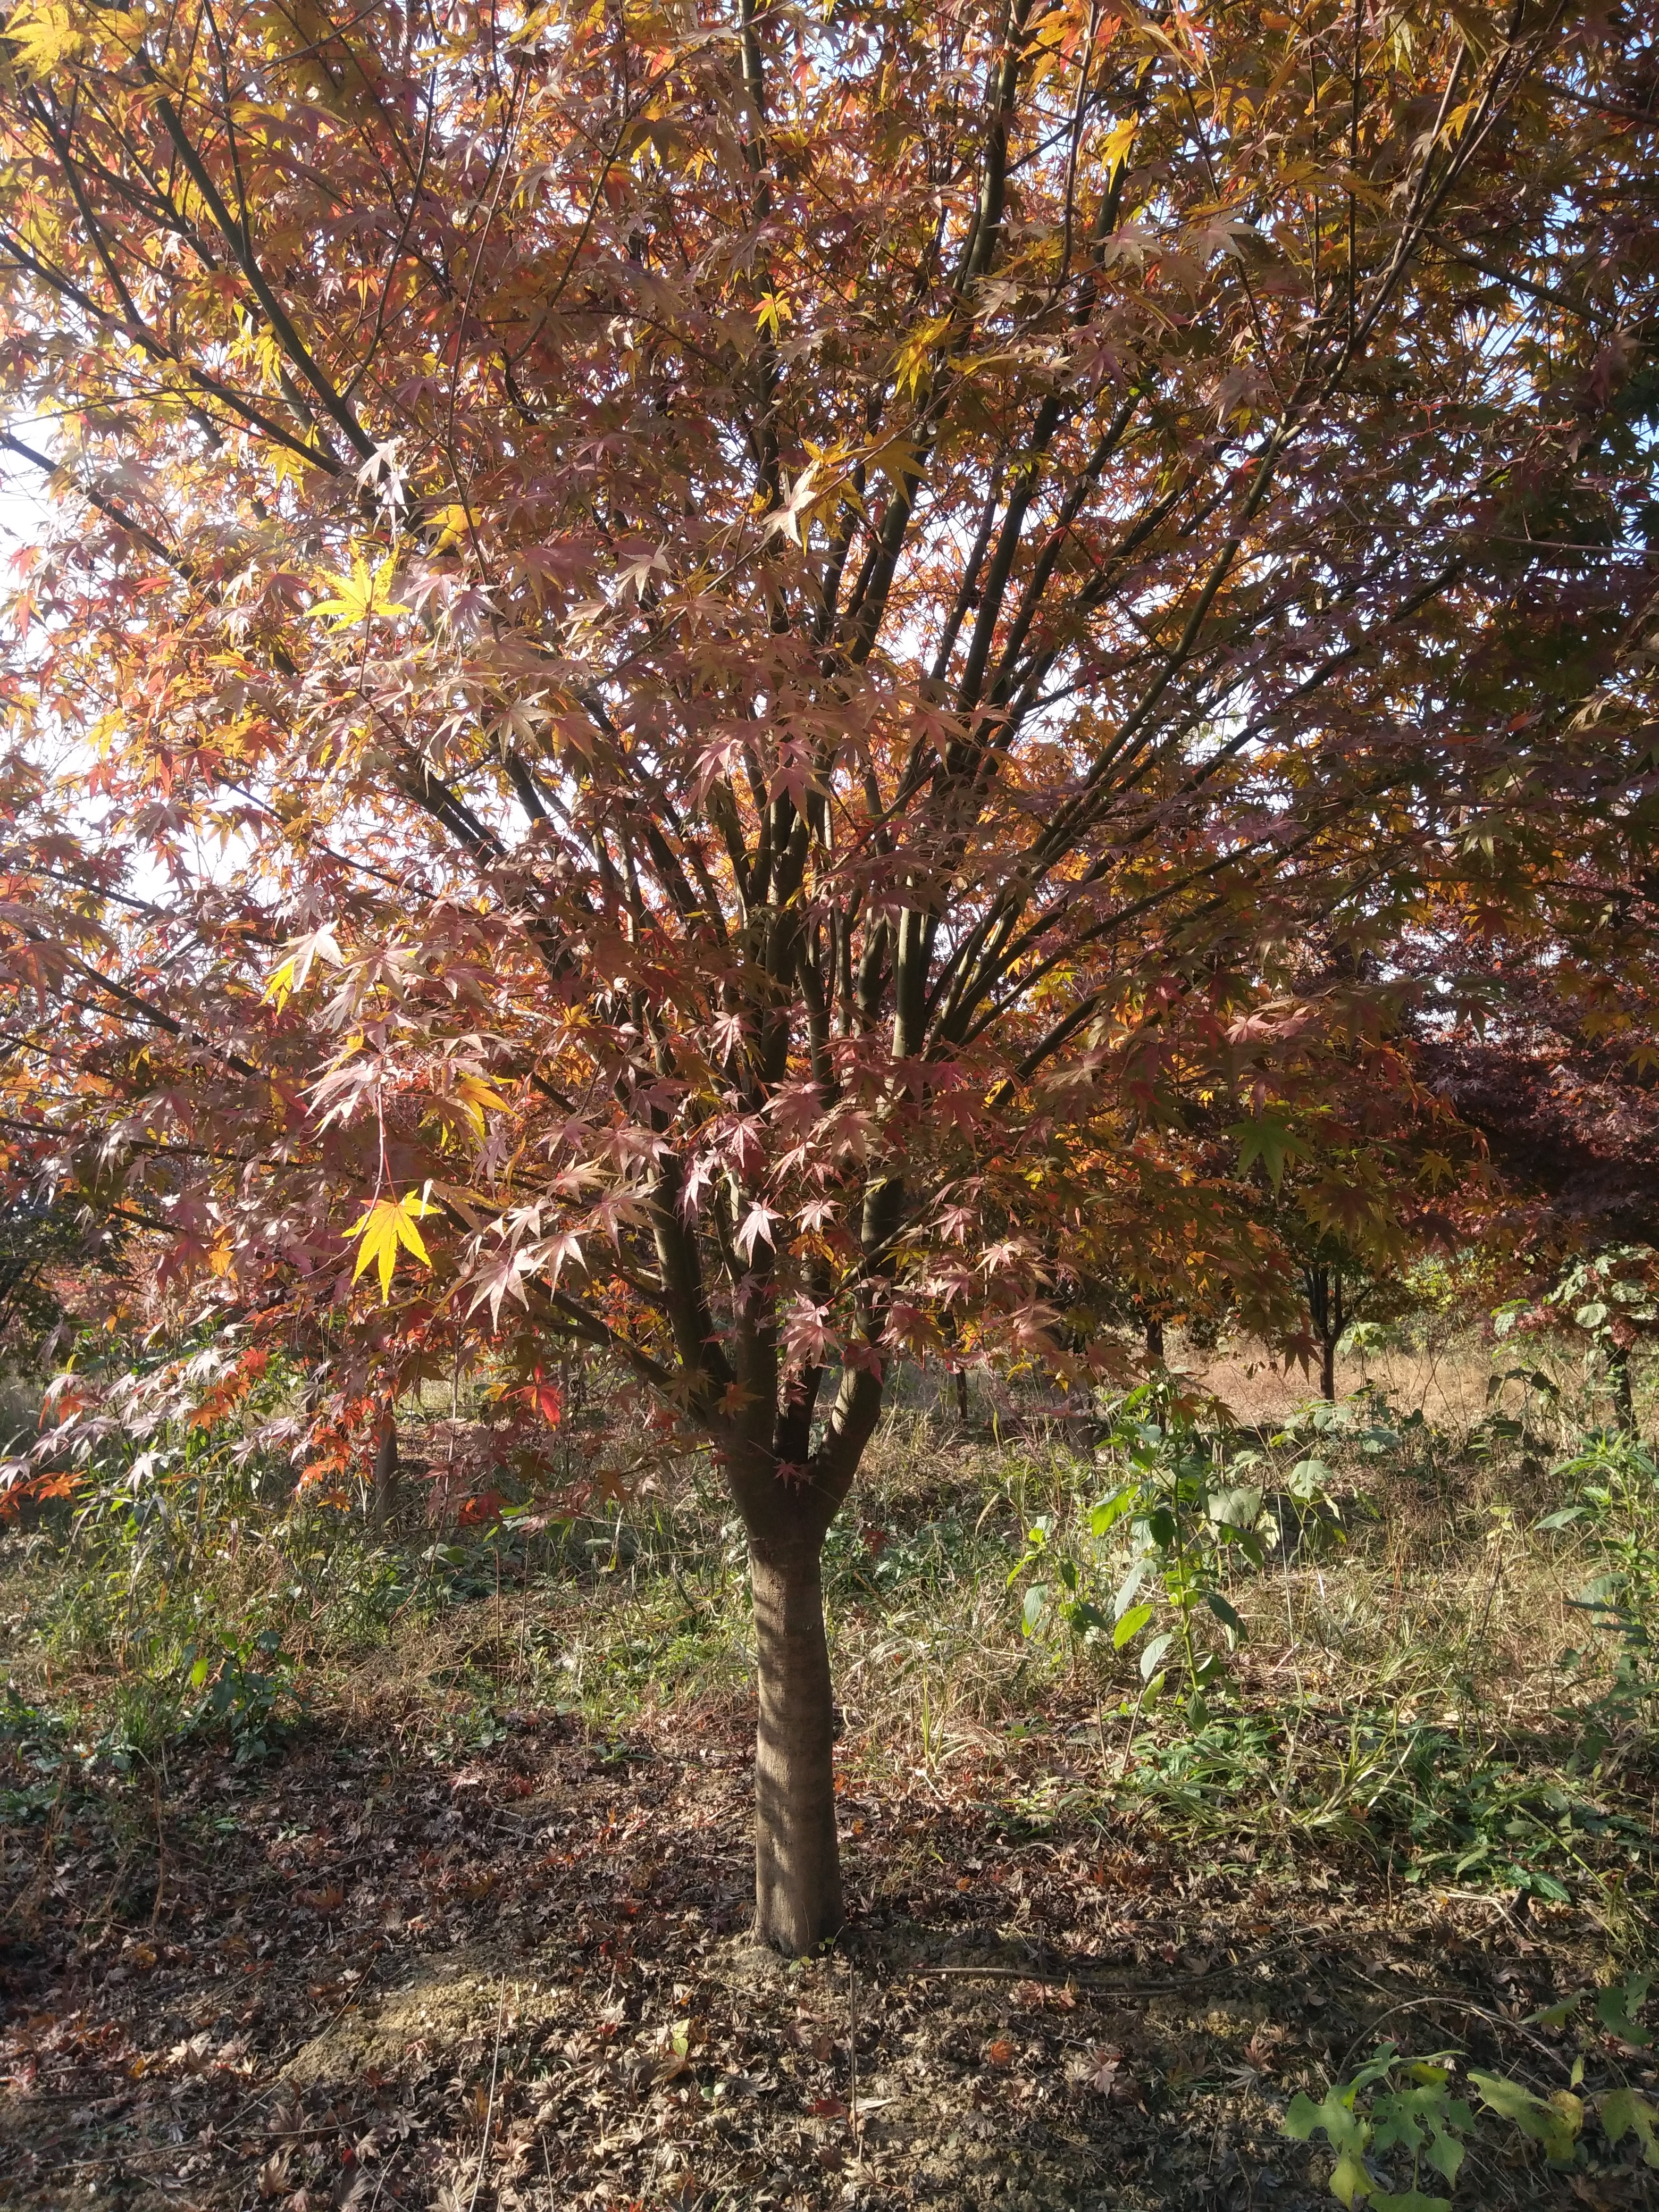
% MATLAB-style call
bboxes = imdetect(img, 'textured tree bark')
[1306,1267,1343,1402]
[750,1540,843,1953]
[371,1406,398,1533]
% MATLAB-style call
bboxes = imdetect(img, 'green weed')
[181,1628,300,1762]
[1009,1378,1338,1721]
[1286,1987,1659,2209]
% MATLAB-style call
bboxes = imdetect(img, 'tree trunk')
[1305,1266,1342,1402]
[1610,1343,1636,1434]
[954,1367,969,1426]
[371,1406,398,1533]
[750,1539,843,1954]
[1145,1312,1165,1363]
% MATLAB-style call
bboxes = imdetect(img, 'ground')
[4,1342,1658,2208]
[3,1683,1653,2211]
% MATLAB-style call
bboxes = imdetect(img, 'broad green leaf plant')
[1012,1379,1326,1719]
[1284,2045,1473,2212]
[1286,1986,1659,2209]
[1538,1429,1659,1730]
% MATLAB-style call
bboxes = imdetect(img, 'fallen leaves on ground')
[1,1695,1653,2211]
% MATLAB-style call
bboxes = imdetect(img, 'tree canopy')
[2,0,1656,1944]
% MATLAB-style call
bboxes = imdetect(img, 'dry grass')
[1182,1326,1637,1443]
[3,1344,1657,2208]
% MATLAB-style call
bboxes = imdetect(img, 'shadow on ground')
[2,1700,1650,2209]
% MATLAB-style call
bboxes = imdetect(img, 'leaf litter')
[4,1690,1650,2211]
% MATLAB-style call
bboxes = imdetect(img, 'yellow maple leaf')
[1101,114,1138,178]
[453,1073,511,1136]
[753,289,791,341]
[346,1191,437,1301]
[262,954,299,1012]
[892,312,954,401]
[309,550,407,630]
[3,1,88,76]
[261,924,340,1012]
[430,502,473,552]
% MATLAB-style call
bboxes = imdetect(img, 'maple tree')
[1,0,1657,1948]
[1425,961,1659,1430]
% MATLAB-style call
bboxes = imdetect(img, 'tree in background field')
[0,1196,120,1363]
[1428,970,1659,1432]
[1061,1008,1467,1397]
[2,0,1657,1947]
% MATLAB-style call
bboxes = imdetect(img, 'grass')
[5,1345,1655,1918]
[2,1331,1656,2207]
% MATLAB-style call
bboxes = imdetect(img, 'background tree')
[1,0,1657,1950]
[0,1195,120,1368]
[1426,962,1659,1432]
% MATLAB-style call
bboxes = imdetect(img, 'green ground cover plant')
[2,1327,1656,2207]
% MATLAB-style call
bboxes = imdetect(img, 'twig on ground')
[848,1958,861,2174]
[1339,1989,1576,2079]
[1435,1887,1534,1939]
[149,1764,167,1935]
[906,1934,1290,1995]
[465,1977,508,2212]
